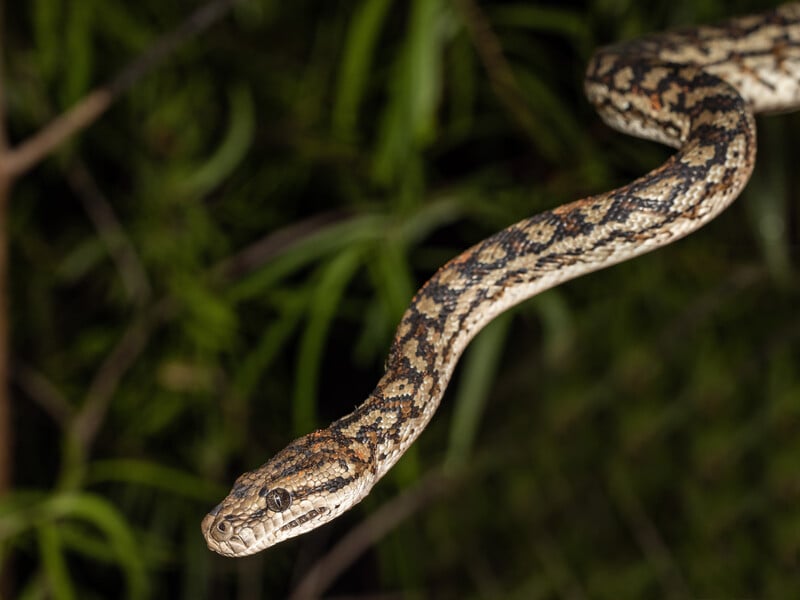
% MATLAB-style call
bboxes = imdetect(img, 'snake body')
[203,4,800,557]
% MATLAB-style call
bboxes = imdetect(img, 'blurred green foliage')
[3,0,799,597]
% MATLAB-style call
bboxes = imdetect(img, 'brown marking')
[650,92,663,111]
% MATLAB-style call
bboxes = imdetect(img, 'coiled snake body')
[203,4,800,557]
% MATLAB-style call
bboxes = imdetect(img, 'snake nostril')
[209,516,235,542]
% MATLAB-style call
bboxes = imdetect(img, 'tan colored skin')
[203,4,800,557]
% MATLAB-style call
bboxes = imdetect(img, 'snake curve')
[203,4,800,557]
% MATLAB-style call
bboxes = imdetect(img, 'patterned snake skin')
[203,4,800,557]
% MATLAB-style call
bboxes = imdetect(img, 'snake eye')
[265,488,292,512]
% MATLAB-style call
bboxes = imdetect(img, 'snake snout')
[202,511,234,544]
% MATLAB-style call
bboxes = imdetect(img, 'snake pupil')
[266,488,292,512]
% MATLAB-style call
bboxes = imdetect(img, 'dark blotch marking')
[232,482,251,498]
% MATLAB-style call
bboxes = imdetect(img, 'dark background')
[2,0,799,598]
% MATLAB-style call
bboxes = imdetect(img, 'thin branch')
[0,0,244,180]
[0,0,13,595]
[67,161,152,305]
[0,177,9,495]
[607,465,691,600]
[289,470,455,600]
[0,89,112,179]
[11,363,73,426]
[213,211,349,282]
[532,537,589,600]
[451,0,540,137]
[657,264,764,353]
[71,302,170,455]
[0,0,7,153]
[107,0,244,99]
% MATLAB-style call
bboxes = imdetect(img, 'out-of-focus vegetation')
[2,0,798,597]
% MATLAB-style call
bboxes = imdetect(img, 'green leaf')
[231,294,306,401]
[333,0,393,139]
[228,214,387,302]
[33,0,63,82]
[445,312,512,470]
[38,524,77,600]
[367,238,414,324]
[488,5,591,43]
[87,459,226,501]
[372,0,455,185]
[293,247,365,434]
[64,0,94,105]
[181,85,256,196]
[0,492,147,600]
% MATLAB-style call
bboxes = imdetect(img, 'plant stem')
[0,175,9,496]
[0,0,10,502]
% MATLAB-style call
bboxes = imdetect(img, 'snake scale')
[203,4,800,557]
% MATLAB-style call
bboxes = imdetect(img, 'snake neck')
[328,316,452,482]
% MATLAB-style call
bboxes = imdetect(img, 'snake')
[203,4,800,557]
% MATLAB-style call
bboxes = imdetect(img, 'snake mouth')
[201,506,334,556]
[278,506,331,533]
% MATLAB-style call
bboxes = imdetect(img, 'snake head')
[201,430,374,556]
